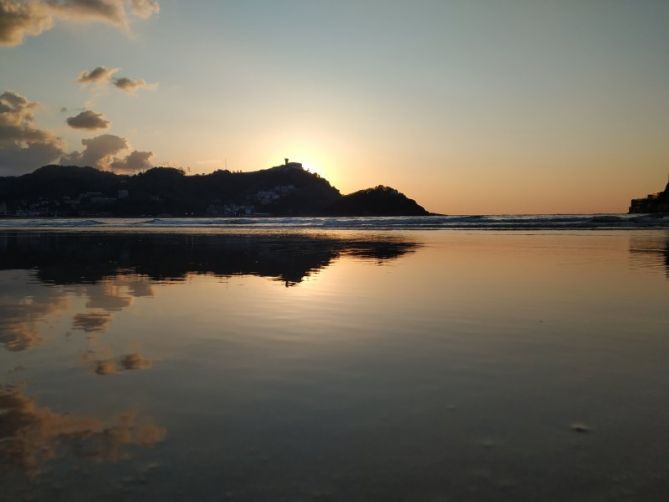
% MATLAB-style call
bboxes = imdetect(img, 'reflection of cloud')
[0,0,160,47]
[94,359,117,375]
[91,353,152,376]
[72,311,111,333]
[0,308,42,351]
[81,276,153,312]
[0,386,166,476]
[0,270,153,353]
[126,277,153,297]
[0,271,68,351]
[120,353,151,370]
[84,281,132,311]
[0,270,158,355]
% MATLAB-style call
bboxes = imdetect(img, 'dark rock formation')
[325,185,430,216]
[629,180,669,213]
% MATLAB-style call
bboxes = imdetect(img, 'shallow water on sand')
[1,229,668,501]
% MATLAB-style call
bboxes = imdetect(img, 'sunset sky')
[1,0,668,214]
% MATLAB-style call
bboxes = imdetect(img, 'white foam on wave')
[0,218,105,227]
[0,214,667,230]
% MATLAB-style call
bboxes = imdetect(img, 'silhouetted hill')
[325,185,430,216]
[630,181,669,213]
[0,162,430,217]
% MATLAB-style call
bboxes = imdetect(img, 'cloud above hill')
[113,76,156,93]
[61,133,126,167]
[129,0,158,19]
[0,1,52,47]
[47,0,128,26]
[77,66,157,93]
[111,148,152,171]
[77,66,119,85]
[1,89,154,175]
[66,109,110,130]
[114,77,157,94]
[0,0,160,47]
[0,90,64,174]
[62,133,153,172]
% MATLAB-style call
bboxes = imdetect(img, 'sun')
[260,132,343,188]
[273,154,330,180]
[300,161,323,176]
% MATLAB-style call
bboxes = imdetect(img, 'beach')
[1,223,668,501]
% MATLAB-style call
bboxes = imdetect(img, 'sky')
[1,0,668,214]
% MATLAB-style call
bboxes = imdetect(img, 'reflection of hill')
[629,233,669,278]
[0,232,419,286]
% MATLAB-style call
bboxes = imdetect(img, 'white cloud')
[0,0,53,46]
[66,109,110,130]
[77,66,119,85]
[129,0,158,19]
[0,90,64,175]
[113,76,157,93]
[62,133,153,172]
[0,90,155,175]
[62,133,127,168]
[0,0,160,47]
[110,148,152,172]
[47,0,128,27]
[77,67,157,94]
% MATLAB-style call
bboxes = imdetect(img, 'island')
[0,160,431,217]
[629,179,669,214]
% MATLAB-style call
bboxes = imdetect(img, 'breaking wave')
[0,214,667,230]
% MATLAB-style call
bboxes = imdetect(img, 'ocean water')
[1,224,668,501]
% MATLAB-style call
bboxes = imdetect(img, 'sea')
[1,215,668,501]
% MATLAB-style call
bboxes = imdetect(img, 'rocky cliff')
[629,181,669,214]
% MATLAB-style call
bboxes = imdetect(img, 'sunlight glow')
[259,132,344,190]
